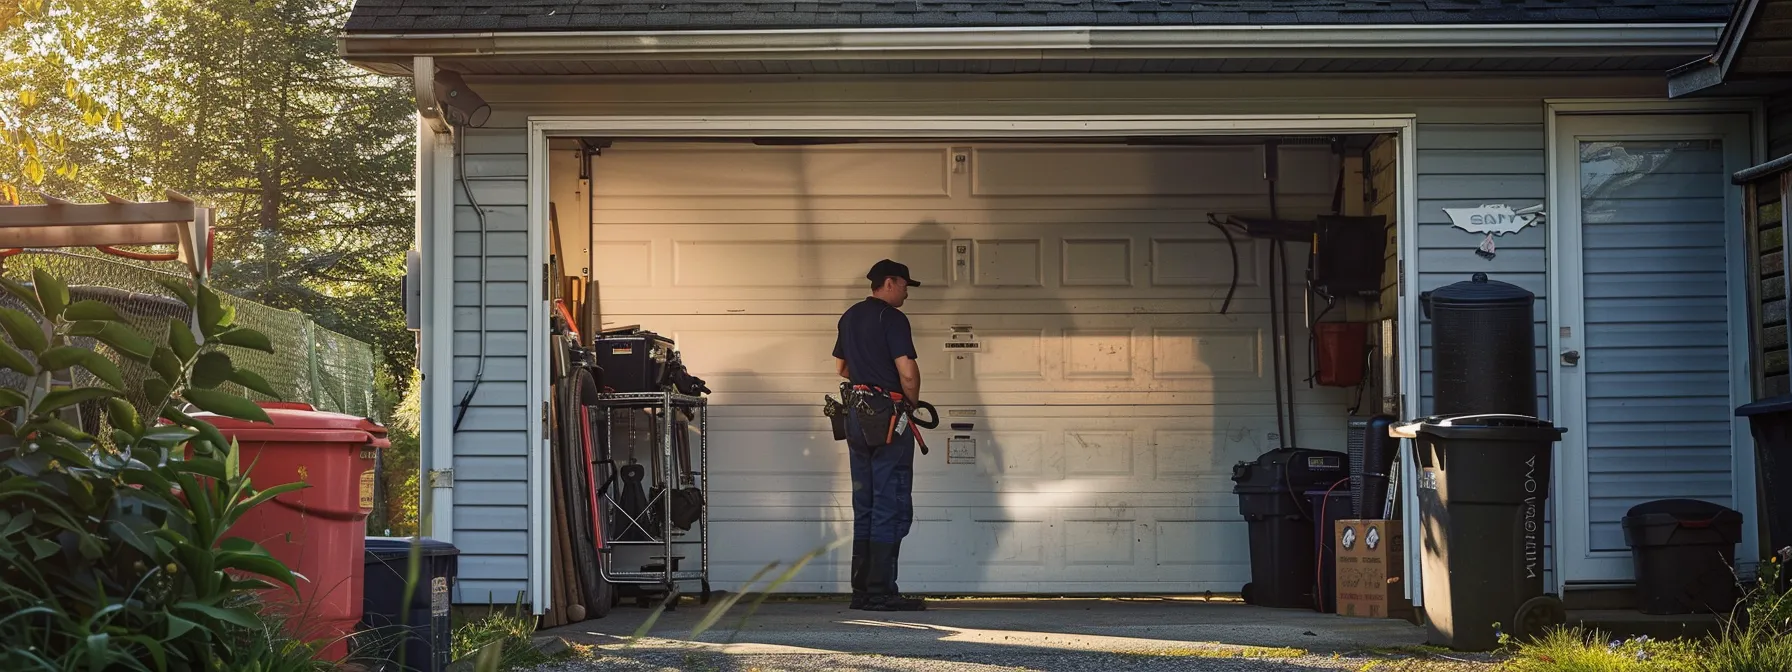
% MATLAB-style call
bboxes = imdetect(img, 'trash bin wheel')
[1240,583,1254,605]
[1512,595,1566,640]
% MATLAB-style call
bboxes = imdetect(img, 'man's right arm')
[895,356,920,405]
[835,357,850,380]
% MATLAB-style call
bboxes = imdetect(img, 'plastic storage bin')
[1232,447,1349,609]
[196,401,387,661]
[362,537,461,672]
[1395,413,1565,651]
[1621,499,1743,615]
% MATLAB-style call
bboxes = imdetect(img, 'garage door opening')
[539,133,1405,598]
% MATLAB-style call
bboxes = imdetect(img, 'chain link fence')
[1,250,380,423]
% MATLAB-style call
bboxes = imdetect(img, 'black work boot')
[863,541,926,612]
[849,539,870,609]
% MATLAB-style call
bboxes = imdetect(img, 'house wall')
[1769,92,1792,160]
[430,74,1667,603]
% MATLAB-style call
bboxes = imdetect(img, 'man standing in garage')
[834,258,927,612]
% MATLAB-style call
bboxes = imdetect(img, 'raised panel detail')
[973,519,1046,565]
[973,146,1270,196]
[1155,521,1249,566]
[1065,430,1134,476]
[1064,520,1137,565]
[1153,430,1221,476]
[973,330,1045,380]
[673,240,947,288]
[984,432,1045,477]
[591,241,652,287]
[593,146,950,197]
[1151,239,1256,287]
[669,329,837,378]
[1063,239,1132,286]
[974,239,1043,287]
[1152,329,1261,378]
[1065,329,1133,379]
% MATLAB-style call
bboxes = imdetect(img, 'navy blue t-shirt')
[832,297,918,392]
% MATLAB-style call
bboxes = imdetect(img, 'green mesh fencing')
[2,250,380,423]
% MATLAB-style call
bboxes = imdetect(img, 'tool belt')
[823,383,937,454]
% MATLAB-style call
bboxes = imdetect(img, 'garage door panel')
[590,141,1352,592]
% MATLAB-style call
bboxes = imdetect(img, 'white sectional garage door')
[587,141,1351,593]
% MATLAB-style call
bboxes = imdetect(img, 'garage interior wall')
[582,140,1358,592]
[431,75,1671,603]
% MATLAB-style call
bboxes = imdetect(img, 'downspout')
[415,55,457,545]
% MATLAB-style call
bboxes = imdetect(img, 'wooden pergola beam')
[0,200,196,228]
[0,191,213,279]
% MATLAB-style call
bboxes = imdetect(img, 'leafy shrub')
[0,270,319,671]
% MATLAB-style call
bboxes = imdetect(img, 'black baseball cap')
[867,259,921,287]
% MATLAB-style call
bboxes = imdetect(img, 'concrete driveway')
[530,597,1472,671]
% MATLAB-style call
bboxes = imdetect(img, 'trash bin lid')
[365,537,460,561]
[1737,395,1792,417]
[1420,272,1534,317]
[193,401,389,445]
[1394,413,1565,442]
[1623,498,1742,524]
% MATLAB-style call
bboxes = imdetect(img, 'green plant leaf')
[106,518,156,557]
[163,612,201,640]
[173,602,258,630]
[1,510,32,537]
[196,285,225,339]
[81,353,125,391]
[0,278,42,315]
[36,387,116,415]
[106,398,142,436]
[161,408,228,456]
[69,320,106,337]
[169,455,226,481]
[190,352,232,390]
[30,270,66,319]
[166,319,197,362]
[150,347,181,385]
[119,635,165,672]
[62,300,119,323]
[0,338,34,377]
[94,323,154,362]
[182,389,269,425]
[226,482,306,529]
[0,307,47,354]
[27,536,57,560]
[154,277,195,308]
[36,346,88,372]
[228,368,280,399]
[36,417,93,441]
[215,329,273,354]
[0,388,25,410]
[216,551,297,591]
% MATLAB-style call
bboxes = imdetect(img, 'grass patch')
[1501,628,1701,671]
[451,599,572,671]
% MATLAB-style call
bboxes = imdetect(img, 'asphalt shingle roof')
[342,1,1737,33]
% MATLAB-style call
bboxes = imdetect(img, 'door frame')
[1545,99,1766,593]
[523,114,1424,611]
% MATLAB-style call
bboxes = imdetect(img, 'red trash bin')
[194,401,387,661]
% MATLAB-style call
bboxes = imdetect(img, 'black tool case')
[595,331,675,393]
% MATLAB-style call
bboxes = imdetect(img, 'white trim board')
[1544,98,1766,594]
[521,114,1423,611]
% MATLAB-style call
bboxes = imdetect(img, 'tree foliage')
[1,0,417,385]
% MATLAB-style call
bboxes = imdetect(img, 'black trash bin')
[1738,396,1792,562]
[362,537,460,672]
[1232,448,1349,609]
[1396,414,1565,651]
[1622,499,1744,615]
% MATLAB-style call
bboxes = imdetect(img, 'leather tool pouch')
[823,395,848,441]
[853,394,898,448]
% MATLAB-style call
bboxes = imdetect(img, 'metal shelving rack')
[592,392,710,607]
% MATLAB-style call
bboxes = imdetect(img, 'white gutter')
[341,23,1722,64]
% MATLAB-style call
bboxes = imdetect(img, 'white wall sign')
[948,436,976,464]
[945,326,981,353]
[1443,203,1546,259]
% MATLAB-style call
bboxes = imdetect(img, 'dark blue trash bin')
[361,537,459,672]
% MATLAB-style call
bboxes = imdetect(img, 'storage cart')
[592,392,710,610]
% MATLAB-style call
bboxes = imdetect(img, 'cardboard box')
[1336,519,1414,619]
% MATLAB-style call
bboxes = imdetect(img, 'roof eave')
[339,23,1725,73]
